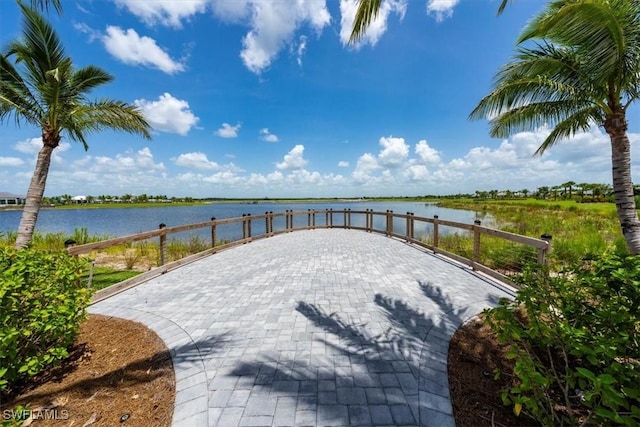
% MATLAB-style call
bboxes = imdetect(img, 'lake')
[0,201,491,242]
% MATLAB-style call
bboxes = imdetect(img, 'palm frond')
[535,106,602,155]
[0,53,42,125]
[497,0,514,15]
[349,0,383,45]
[519,0,640,88]
[65,101,151,149]
[29,0,62,14]
[9,2,66,84]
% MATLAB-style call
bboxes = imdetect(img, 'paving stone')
[337,387,367,405]
[89,229,515,426]
[245,395,277,416]
[369,405,393,425]
[391,404,417,425]
[348,405,372,426]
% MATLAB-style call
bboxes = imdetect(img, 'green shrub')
[0,248,92,394]
[485,253,640,426]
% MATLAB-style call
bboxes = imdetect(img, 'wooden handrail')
[68,209,551,285]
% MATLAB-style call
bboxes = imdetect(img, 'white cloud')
[340,0,407,48]
[427,0,460,22]
[211,1,330,74]
[0,157,25,167]
[216,123,241,138]
[173,152,219,170]
[13,138,43,155]
[134,93,199,135]
[294,35,307,67]
[113,0,208,28]
[202,171,243,185]
[13,138,71,161]
[352,152,380,183]
[377,136,409,167]
[415,140,441,165]
[260,128,279,142]
[102,26,185,74]
[406,164,430,181]
[338,161,350,167]
[276,145,308,170]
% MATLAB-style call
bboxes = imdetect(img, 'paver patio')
[89,228,514,426]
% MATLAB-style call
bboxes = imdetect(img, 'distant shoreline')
[1,197,435,211]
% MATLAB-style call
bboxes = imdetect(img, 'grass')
[82,266,140,291]
[436,198,628,269]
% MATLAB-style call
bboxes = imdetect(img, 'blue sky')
[1,0,639,198]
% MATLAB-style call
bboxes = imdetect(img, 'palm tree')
[1,3,151,248]
[561,181,576,199]
[470,0,640,254]
[536,186,550,200]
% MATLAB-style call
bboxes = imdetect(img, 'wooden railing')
[69,209,551,303]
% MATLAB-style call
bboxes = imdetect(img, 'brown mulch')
[448,315,539,427]
[0,314,175,427]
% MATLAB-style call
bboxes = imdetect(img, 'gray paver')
[88,229,514,426]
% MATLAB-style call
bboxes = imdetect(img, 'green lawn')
[82,266,140,291]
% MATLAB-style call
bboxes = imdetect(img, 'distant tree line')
[40,194,195,205]
[473,182,640,202]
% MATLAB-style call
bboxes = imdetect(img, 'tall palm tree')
[470,0,640,254]
[1,3,151,248]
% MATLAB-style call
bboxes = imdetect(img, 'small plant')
[485,253,640,426]
[123,249,141,270]
[0,248,92,395]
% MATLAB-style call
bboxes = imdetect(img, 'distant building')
[71,195,87,204]
[0,192,26,207]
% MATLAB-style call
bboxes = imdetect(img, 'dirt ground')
[1,315,174,427]
[2,312,537,427]
[448,315,539,427]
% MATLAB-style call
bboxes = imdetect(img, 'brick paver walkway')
[89,229,514,426]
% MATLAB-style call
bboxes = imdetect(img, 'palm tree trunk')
[15,144,55,249]
[606,111,640,254]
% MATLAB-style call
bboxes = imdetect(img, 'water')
[0,201,490,242]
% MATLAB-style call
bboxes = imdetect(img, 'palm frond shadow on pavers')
[228,281,501,426]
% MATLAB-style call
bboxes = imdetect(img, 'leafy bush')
[485,253,640,426]
[0,248,92,394]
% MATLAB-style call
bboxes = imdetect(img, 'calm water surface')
[0,202,491,241]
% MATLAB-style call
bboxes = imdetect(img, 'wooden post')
[406,212,411,241]
[367,209,372,232]
[433,215,439,248]
[473,219,481,269]
[386,210,394,236]
[242,214,247,239]
[159,223,166,266]
[325,209,329,227]
[307,209,312,229]
[312,209,316,229]
[538,233,552,264]
[270,211,274,236]
[329,208,333,228]
[344,210,347,229]
[210,217,216,248]
[347,209,351,229]
[247,213,252,239]
[265,212,270,236]
[409,212,414,239]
